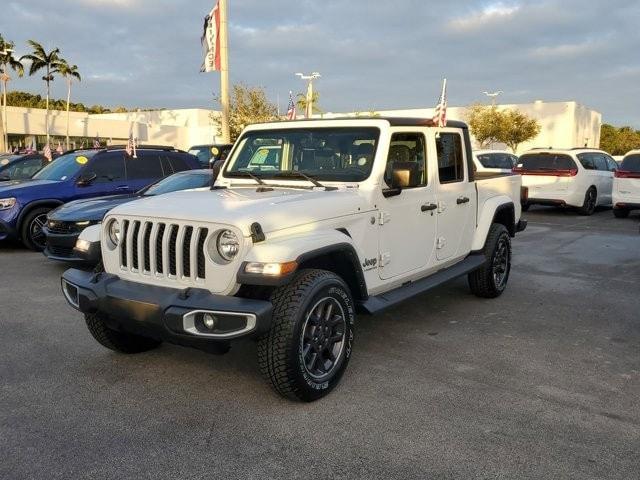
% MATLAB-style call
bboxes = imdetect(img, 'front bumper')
[61,269,273,348]
[43,227,83,262]
[0,219,18,242]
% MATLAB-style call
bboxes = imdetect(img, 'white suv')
[473,150,518,174]
[515,149,618,215]
[612,150,640,218]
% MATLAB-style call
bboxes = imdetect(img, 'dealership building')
[2,100,601,154]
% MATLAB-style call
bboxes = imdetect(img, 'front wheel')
[468,223,512,298]
[258,269,355,402]
[85,313,161,354]
[20,207,51,251]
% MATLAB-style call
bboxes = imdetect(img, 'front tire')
[258,269,355,402]
[468,223,512,298]
[613,208,629,218]
[85,313,161,354]
[20,207,51,251]
[578,187,597,216]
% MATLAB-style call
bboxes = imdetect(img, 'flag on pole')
[43,143,53,162]
[286,91,297,120]
[133,137,138,159]
[56,141,64,154]
[200,1,221,72]
[93,134,101,148]
[126,131,134,157]
[432,78,448,128]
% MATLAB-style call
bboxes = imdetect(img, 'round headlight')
[216,229,240,262]
[108,219,121,246]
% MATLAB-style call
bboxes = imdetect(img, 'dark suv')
[0,145,199,251]
[0,153,49,181]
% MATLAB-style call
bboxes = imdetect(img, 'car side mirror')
[77,172,97,186]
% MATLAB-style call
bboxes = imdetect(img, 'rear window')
[620,154,640,172]
[477,153,516,169]
[517,153,576,171]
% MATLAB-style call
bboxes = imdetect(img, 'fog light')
[75,239,91,252]
[202,313,217,330]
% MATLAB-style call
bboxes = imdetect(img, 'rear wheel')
[468,223,511,298]
[578,187,597,216]
[257,269,355,402]
[85,313,161,354]
[20,207,51,251]
[613,208,629,218]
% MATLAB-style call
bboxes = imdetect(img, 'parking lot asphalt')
[1,207,639,480]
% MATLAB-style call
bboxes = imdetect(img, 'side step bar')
[359,254,487,314]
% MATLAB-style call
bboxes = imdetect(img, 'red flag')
[43,143,52,162]
[201,1,221,72]
[286,91,297,120]
[432,79,448,128]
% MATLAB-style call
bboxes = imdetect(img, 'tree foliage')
[296,91,322,115]
[213,84,278,141]
[0,35,24,77]
[599,124,640,155]
[466,104,541,152]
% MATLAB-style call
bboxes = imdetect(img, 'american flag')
[56,141,64,154]
[125,132,136,157]
[286,91,297,120]
[43,143,52,162]
[93,135,101,148]
[432,78,448,128]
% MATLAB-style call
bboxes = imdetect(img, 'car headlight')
[0,197,16,210]
[108,219,121,246]
[216,229,240,262]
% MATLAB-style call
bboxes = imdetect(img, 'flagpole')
[219,0,231,144]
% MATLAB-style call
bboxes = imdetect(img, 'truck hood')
[108,187,370,235]
[0,179,61,197]
[48,194,136,222]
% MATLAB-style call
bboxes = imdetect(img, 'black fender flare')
[17,199,65,231]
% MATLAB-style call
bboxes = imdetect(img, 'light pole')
[295,72,321,118]
[483,90,503,106]
[0,46,13,152]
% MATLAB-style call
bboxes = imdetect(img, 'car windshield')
[188,146,214,165]
[33,151,96,181]
[224,127,381,182]
[477,153,516,169]
[620,154,640,172]
[142,171,212,196]
[517,153,576,170]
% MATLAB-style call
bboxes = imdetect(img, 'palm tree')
[0,35,24,152]
[20,40,63,144]
[296,91,322,116]
[57,60,81,150]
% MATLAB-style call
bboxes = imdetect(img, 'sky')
[2,0,640,126]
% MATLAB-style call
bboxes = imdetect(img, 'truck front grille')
[119,220,209,282]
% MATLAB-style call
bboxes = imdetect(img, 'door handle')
[116,185,130,191]
[456,196,470,205]
[421,203,438,212]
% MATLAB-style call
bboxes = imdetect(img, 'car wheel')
[613,208,629,218]
[468,223,512,299]
[257,269,355,402]
[85,312,161,354]
[578,187,597,216]
[521,203,530,212]
[20,207,51,251]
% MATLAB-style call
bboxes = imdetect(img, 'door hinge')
[379,252,391,267]
[438,201,447,213]
[379,211,391,225]
[436,237,446,250]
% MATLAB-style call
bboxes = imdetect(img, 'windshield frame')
[222,126,382,184]
[140,171,212,196]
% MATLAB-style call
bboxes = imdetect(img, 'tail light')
[615,170,640,179]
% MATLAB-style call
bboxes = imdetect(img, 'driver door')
[74,152,128,199]
[378,130,437,280]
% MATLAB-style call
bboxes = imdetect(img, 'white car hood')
[107,186,370,236]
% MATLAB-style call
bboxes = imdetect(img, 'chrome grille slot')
[115,218,211,285]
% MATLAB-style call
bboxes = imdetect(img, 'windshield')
[517,153,576,170]
[477,153,516,169]
[224,127,380,182]
[33,151,96,181]
[143,171,212,196]
[620,154,640,172]
[188,146,215,165]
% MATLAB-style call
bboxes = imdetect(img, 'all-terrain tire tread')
[468,223,511,298]
[85,313,161,354]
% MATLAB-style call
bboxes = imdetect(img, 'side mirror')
[77,172,97,186]
[383,163,419,198]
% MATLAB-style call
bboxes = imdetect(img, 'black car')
[44,169,213,264]
[0,153,49,181]
[188,143,233,168]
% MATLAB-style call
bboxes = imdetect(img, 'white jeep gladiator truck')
[61,117,526,402]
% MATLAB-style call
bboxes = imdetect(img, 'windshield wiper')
[225,171,273,192]
[272,171,337,191]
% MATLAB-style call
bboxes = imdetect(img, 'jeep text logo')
[362,257,377,270]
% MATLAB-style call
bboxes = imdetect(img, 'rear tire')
[257,269,355,402]
[85,313,161,354]
[613,208,629,218]
[20,207,51,251]
[468,223,511,299]
[578,187,597,216]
